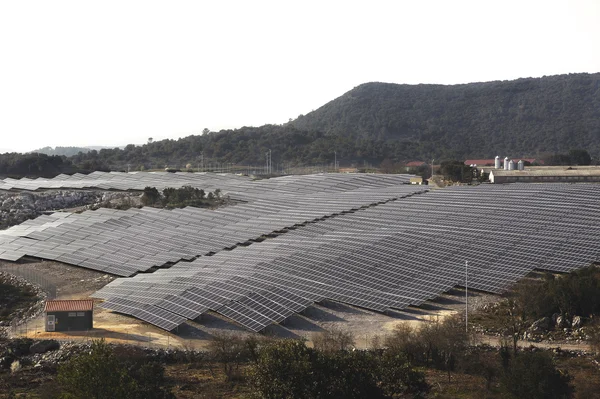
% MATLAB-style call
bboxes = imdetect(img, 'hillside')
[2,73,599,176]
[293,73,600,160]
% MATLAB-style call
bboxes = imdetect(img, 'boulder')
[30,339,60,354]
[552,313,560,326]
[530,317,551,332]
[572,315,582,329]
[0,356,15,370]
[556,315,571,328]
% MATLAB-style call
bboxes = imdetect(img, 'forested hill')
[2,73,600,177]
[293,73,600,159]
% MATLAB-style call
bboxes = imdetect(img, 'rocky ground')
[471,299,597,350]
[0,190,141,229]
[0,272,46,331]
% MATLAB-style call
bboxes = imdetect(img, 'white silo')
[508,160,516,170]
[518,160,525,170]
[504,157,510,170]
[494,156,501,169]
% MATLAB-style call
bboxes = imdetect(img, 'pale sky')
[1,0,599,153]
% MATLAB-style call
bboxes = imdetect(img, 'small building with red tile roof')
[44,299,94,332]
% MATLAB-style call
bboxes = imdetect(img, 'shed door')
[47,315,55,332]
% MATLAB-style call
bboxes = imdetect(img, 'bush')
[249,339,429,399]
[57,339,174,399]
[515,265,600,320]
[500,351,574,399]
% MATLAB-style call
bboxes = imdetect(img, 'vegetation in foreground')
[0,274,39,324]
[471,265,600,353]
[3,313,598,399]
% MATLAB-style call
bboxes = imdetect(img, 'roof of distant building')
[490,169,600,177]
[405,161,427,167]
[464,159,495,166]
[44,299,94,312]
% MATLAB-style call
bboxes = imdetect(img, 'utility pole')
[334,151,337,172]
[465,260,468,333]
[127,164,130,173]
[266,149,272,175]
[431,159,434,180]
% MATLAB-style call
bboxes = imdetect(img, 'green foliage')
[385,316,469,380]
[32,146,95,157]
[57,340,137,399]
[499,351,574,399]
[249,339,429,399]
[0,153,83,178]
[438,160,473,183]
[516,265,600,319]
[3,74,600,178]
[56,340,174,399]
[543,149,592,165]
[293,74,600,160]
[139,185,222,209]
[161,185,217,208]
[141,186,161,206]
[207,332,250,381]
[311,328,355,352]
[39,73,590,173]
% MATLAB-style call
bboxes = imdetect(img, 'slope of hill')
[293,73,600,159]
[3,73,599,176]
[32,146,124,157]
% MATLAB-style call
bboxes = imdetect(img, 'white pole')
[465,260,468,333]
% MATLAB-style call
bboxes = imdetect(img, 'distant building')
[489,169,600,184]
[404,161,427,173]
[405,161,427,168]
[465,158,543,167]
[410,176,425,185]
[44,299,94,332]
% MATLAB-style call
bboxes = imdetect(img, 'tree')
[57,340,174,399]
[311,328,355,352]
[439,161,472,183]
[568,149,591,165]
[141,186,161,206]
[249,340,315,399]
[250,339,429,399]
[500,351,574,399]
[57,340,138,399]
[207,332,249,381]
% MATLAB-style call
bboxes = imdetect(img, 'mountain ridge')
[2,72,600,176]
[292,72,600,159]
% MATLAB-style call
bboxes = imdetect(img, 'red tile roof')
[44,299,94,312]
[405,161,427,167]
[464,159,496,166]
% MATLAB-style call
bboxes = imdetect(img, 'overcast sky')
[1,0,599,153]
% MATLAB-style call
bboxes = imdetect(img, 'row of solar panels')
[93,183,600,331]
[0,175,423,276]
[0,171,413,195]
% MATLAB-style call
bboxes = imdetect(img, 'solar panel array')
[0,171,413,196]
[0,171,252,192]
[0,174,419,276]
[93,183,600,331]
